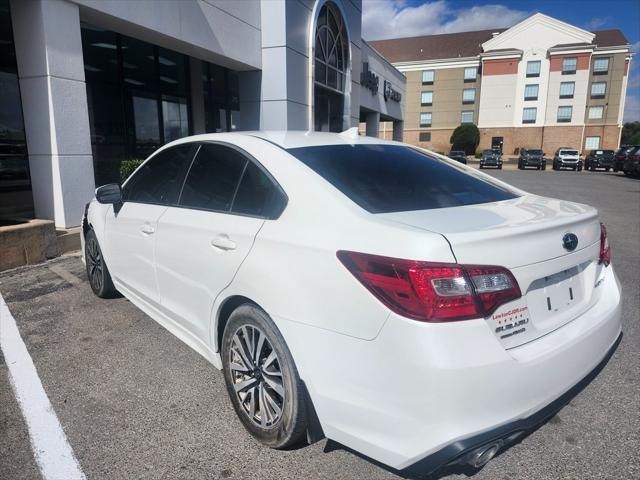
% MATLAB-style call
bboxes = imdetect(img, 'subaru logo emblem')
[562,233,578,251]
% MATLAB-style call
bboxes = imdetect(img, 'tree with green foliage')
[621,121,640,145]
[450,124,480,155]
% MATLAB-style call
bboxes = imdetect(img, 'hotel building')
[370,13,632,155]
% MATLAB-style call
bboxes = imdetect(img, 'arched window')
[314,3,347,92]
[314,2,348,132]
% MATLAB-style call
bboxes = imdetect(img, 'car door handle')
[210,235,236,251]
[140,224,155,235]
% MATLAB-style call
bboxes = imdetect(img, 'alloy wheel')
[86,236,103,292]
[229,325,285,428]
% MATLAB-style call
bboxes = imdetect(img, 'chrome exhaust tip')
[467,440,503,469]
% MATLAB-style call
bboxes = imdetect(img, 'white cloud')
[362,0,530,40]
[631,41,640,54]
[583,16,611,31]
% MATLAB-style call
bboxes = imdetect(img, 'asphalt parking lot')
[1,169,639,480]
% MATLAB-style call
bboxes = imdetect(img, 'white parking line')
[0,294,86,480]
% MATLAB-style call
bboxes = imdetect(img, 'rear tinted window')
[287,144,518,213]
[179,144,246,211]
[560,150,578,155]
[231,161,286,218]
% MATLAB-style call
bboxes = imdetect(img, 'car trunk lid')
[378,195,603,348]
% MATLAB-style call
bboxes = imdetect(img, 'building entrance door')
[314,87,344,132]
[491,136,504,154]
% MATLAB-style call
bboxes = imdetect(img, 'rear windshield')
[482,150,494,154]
[526,149,543,155]
[287,144,518,213]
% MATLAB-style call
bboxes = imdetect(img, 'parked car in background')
[448,151,467,164]
[614,145,639,172]
[585,150,615,171]
[518,149,546,170]
[553,148,582,171]
[82,131,621,474]
[622,146,640,177]
[479,149,502,169]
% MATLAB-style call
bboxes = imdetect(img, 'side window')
[232,161,285,218]
[179,144,246,211]
[123,144,195,205]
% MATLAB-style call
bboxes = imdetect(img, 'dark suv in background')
[448,151,467,164]
[479,149,502,169]
[585,150,615,171]
[518,149,546,170]
[622,146,640,177]
[614,145,639,172]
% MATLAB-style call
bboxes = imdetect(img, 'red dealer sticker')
[493,306,529,339]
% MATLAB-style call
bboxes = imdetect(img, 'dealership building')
[370,13,632,155]
[0,0,405,229]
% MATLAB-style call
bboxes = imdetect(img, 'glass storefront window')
[0,0,33,222]
[202,62,240,133]
[121,36,156,89]
[132,95,161,145]
[158,47,187,97]
[81,23,195,185]
[80,25,119,84]
[162,95,189,142]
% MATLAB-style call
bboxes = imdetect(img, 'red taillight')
[337,251,521,322]
[599,223,611,266]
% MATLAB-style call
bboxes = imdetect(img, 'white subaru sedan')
[81,131,621,474]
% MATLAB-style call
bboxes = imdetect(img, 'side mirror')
[95,183,122,205]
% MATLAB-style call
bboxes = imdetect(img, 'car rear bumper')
[278,265,622,472]
[403,329,621,475]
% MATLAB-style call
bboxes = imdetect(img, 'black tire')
[498,165,502,170]
[85,229,118,298]
[606,167,611,172]
[222,304,308,449]
[590,165,596,172]
[542,165,546,170]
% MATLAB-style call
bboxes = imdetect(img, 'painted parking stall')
[0,294,85,480]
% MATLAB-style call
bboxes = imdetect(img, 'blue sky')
[361,0,640,121]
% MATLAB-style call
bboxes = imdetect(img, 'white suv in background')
[553,148,582,171]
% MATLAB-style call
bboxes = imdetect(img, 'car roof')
[166,130,399,150]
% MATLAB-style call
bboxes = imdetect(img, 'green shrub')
[120,159,144,182]
[514,147,520,155]
[475,151,482,159]
[450,124,480,155]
